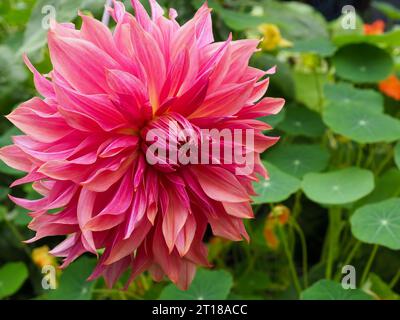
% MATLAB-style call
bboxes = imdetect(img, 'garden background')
[1,0,400,300]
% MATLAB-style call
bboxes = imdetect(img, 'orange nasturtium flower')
[263,205,291,249]
[364,20,385,35]
[379,75,400,101]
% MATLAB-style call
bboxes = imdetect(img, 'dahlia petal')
[10,171,45,188]
[175,213,196,257]
[6,98,73,143]
[9,182,77,211]
[81,156,134,192]
[110,0,126,22]
[152,222,180,283]
[48,32,119,94]
[127,243,152,286]
[190,80,255,118]
[131,0,152,31]
[125,187,147,238]
[0,145,33,172]
[105,218,151,265]
[149,0,164,21]
[38,160,91,182]
[162,189,189,253]
[222,201,254,219]
[23,54,55,98]
[99,136,139,158]
[168,73,209,116]
[77,189,97,253]
[192,166,250,203]
[85,170,133,231]
[100,256,131,288]
[208,214,249,241]
[249,77,270,103]
[176,261,196,290]
[54,83,128,132]
[193,2,214,48]
[128,17,166,109]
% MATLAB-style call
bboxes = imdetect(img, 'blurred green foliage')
[0,0,400,301]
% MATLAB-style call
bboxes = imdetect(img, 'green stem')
[375,148,394,176]
[334,241,361,281]
[389,269,400,289]
[278,225,302,295]
[356,144,364,167]
[292,191,303,219]
[291,220,308,288]
[325,207,341,279]
[364,145,376,169]
[360,245,379,285]
[312,68,324,112]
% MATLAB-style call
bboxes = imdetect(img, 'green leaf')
[236,271,271,294]
[159,269,233,300]
[0,186,9,201]
[301,280,372,300]
[261,1,328,40]
[332,43,394,83]
[201,0,328,40]
[259,108,286,128]
[0,206,6,222]
[265,143,330,179]
[351,198,400,250]
[356,168,400,208]
[252,161,301,204]
[395,142,400,170]
[372,2,400,20]
[302,167,374,205]
[0,262,28,299]
[19,0,87,57]
[45,257,96,300]
[277,104,325,138]
[293,70,329,112]
[329,13,364,38]
[333,29,400,48]
[323,104,400,144]
[324,82,384,114]
[286,37,337,57]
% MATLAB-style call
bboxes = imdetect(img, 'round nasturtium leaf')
[287,37,337,57]
[323,104,400,144]
[302,167,374,205]
[351,198,400,250]
[301,280,372,300]
[45,257,96,300]
[332,43,393,83]
[356,168,400,209]
[159,269,233,300]
[324,82,384,114]
[0,262,28,299]
[265,144,330,179]
[277,105,325,138]
[395,142,400,170]
[252,161,301,204]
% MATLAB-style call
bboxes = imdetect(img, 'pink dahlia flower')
[0,0,284,289]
